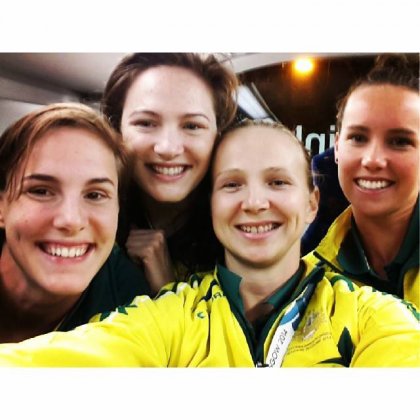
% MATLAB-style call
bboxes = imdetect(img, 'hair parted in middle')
[336,53,419,132]
[101,53,238,134]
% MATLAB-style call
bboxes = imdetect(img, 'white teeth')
[357,179,390,190]
[44,245,88,258]
[153,165,185,176]
[240,223,276,234]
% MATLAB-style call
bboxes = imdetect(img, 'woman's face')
[0,127,119,297]
[211,126,318,273]
[120,66,218,203]
[335,84,419,220]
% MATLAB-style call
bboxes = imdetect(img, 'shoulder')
[304,206,353,265]
[149,269,228,318]
[314,270,418,324]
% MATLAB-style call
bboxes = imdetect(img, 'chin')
[43,277,91,296]
[239,254,278,269]
[151,191,190,203]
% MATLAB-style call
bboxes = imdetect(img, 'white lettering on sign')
[295,125,336,154]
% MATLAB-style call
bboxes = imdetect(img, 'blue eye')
[270,179,286,187]
[222,181,241,191]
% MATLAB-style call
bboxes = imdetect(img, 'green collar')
[392,197,419,267]
[337,196,419,282]
[216,263,305,318]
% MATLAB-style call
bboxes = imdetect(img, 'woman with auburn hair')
[101,53,238,292]
[304,54,419,309]
[0,103,149,343]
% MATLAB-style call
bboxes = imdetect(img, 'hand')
[125,228,174,294]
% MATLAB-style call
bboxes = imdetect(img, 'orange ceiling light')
[293,57,315,76]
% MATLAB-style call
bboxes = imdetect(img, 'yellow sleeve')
[0,292,186,367]
[351,288,420,367]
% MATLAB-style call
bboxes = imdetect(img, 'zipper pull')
[255,361,269,368]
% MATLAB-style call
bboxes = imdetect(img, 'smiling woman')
[0,103,149,343]
[304,55,420,309]
[102,53,238,292]
[0,118,418,367]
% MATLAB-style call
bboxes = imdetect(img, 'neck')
[352,205,414,278]
[0,244,80,343]
[225,249,300,322]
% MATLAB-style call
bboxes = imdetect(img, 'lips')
[236,222,280,234]
[38,242,92,259]
[148,164,190,177]
[355,178,393,190]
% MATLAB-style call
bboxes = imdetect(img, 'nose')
[241,185,270,213]
[53,196,86,233]
[153,129,184,160]
[361,141,387,170]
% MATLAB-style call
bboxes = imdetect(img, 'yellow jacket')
[0,262,418,367]
[304,204,419,310]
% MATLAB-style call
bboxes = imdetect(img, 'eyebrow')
[344,125,369,132]
[213,168,241,178]
[345,125,417,136]
[22,174,116,187]
[213,166,289,180]
[387,128,418,136]
[129,109,211,122]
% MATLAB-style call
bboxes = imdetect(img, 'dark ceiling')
[238,53,419,154]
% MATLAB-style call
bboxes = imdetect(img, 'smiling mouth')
[39,243,92,258]
[237,223,280,234]
[356,179,393,190]
[149,165,190,176]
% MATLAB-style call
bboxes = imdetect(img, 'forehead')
[343,85,420,124]
[214,126,303,170]
[125,65,214,108]
[26,127,117,172]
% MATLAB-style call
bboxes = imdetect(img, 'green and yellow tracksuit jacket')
[304,201,419,310]
[0,261,418,367]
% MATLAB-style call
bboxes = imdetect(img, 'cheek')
[211,195,235,225]
[192,137,216,166]
[6,213,38,242]
[210,196,225,229]
[92,205,119,238]
[127,138,148,155]
[122,128,148,153]
[399,160,420,186]
[337,155,356,184]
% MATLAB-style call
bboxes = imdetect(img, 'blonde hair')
[217,119,315,191]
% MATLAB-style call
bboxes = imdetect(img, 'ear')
[334,132,340,164]
[0,192,5,229]
[305,186,320,225]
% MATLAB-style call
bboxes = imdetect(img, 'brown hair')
[0,102,129,202]
[214,118,315,191]
[101,53,238,134]
[336,54,419,131]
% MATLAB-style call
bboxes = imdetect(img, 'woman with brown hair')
[101,53,238,292]
[305,55,419,309]
[0,103,149,342]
